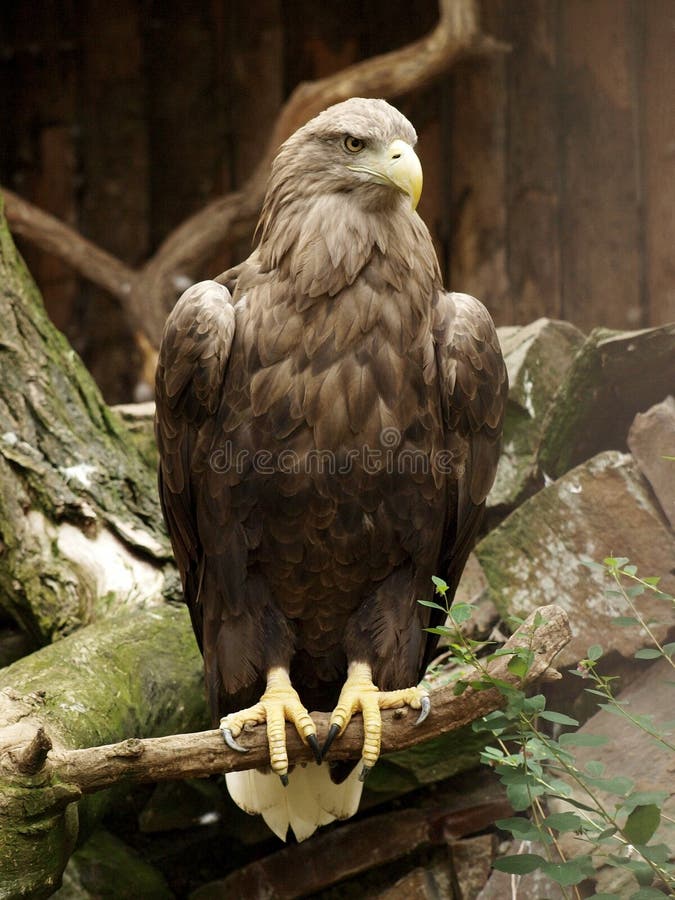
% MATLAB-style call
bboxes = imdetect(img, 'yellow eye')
[344,135,365,153]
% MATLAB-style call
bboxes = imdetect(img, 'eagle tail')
[225,764,364,841]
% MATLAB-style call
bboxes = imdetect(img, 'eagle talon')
[221,727,249,753]
[359,764,372,783]
[308,733,323,765]
[416,695,431,725]
[280,773,289,787]
[321,723,341,758]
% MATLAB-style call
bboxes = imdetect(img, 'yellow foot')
[219,668,321,782]
[322,662,430,780]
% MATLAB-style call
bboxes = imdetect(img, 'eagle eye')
[343,135,365,153]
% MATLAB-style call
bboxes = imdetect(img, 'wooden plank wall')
[449,0,675,331]
[1,0,674,398]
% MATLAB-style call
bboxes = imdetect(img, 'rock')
[627,396,675,529]
[476,843,566,899]
[452,834,496,899]
[373,856,456,899]
[538,323,675,481]
[490,319,585,514]
[550,657,675,896]
[53,828,174,899]
[476,451,675,668]
[375,835,494,900]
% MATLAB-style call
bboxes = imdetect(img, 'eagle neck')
[257,194,440,301]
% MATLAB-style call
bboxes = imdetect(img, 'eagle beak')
[384,139,423,210]
[347,139,423,210]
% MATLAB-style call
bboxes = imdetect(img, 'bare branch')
[36,605,569,795]
[2,188,140,323]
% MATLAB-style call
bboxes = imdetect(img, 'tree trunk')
[0,199,205,897]
[0,197,175,645]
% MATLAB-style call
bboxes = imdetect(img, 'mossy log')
[0,605,205,899]
[0,197,176,645]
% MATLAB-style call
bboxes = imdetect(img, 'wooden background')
[1,0,674,400]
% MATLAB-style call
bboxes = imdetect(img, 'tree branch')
[2,0,508,353]
[38,605,569,795]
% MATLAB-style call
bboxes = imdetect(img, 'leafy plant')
[424,558,675,898]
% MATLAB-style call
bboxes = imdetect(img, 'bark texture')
[0,199,175,645]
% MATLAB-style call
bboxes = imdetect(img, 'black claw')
[280,773,289,787]
[321,723,340,758]
[221,727,249,753]
[359,765,372,783]
[307,733,322,765]
[415,695,431,725]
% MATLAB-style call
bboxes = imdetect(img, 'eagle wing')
[154,281,236,651]
[422,290,508,672]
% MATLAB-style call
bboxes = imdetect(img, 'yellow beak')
[383,139,423,210]
[347,139,423,210]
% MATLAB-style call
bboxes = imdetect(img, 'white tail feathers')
[225,764,364,842]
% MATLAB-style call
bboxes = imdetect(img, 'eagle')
[155,98,507,842]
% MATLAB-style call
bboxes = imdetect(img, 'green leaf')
[448,602,474,624]
[495,817,543,841]
[585,759,605,777]
[623,804,660,845]
[662,642,675,657]
[431,575,448,594]
[643,576,661,586]
[625,584,645,598]
[522,694,546,714]
[539,710,579,726]
[586,775,634,796]
[506,781,545,811]
[580,556,606,571]
[507,655,529,677]
[604,556,630,568]
[540,856,594,886]
[634,648,662,660]
[612,616,640,626]
[559,732,608,748]
[623,790,669,812]
[417,598,446,611]
[595,825,618,841]
[623,564,638,576]
[492,854,546,875]
[591,895,621,899]
[587,644,603,661]
[637,842,671,864]
[541,811,584,832]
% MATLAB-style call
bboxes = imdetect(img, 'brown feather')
[155,99,507,734]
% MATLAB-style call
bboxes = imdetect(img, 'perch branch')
[32,605,569,795]
[2,0,507,350]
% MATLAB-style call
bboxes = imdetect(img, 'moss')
[0,604,205,897]
[538,324,675,479]
[0,202,173,643]
[54,829,173,899]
